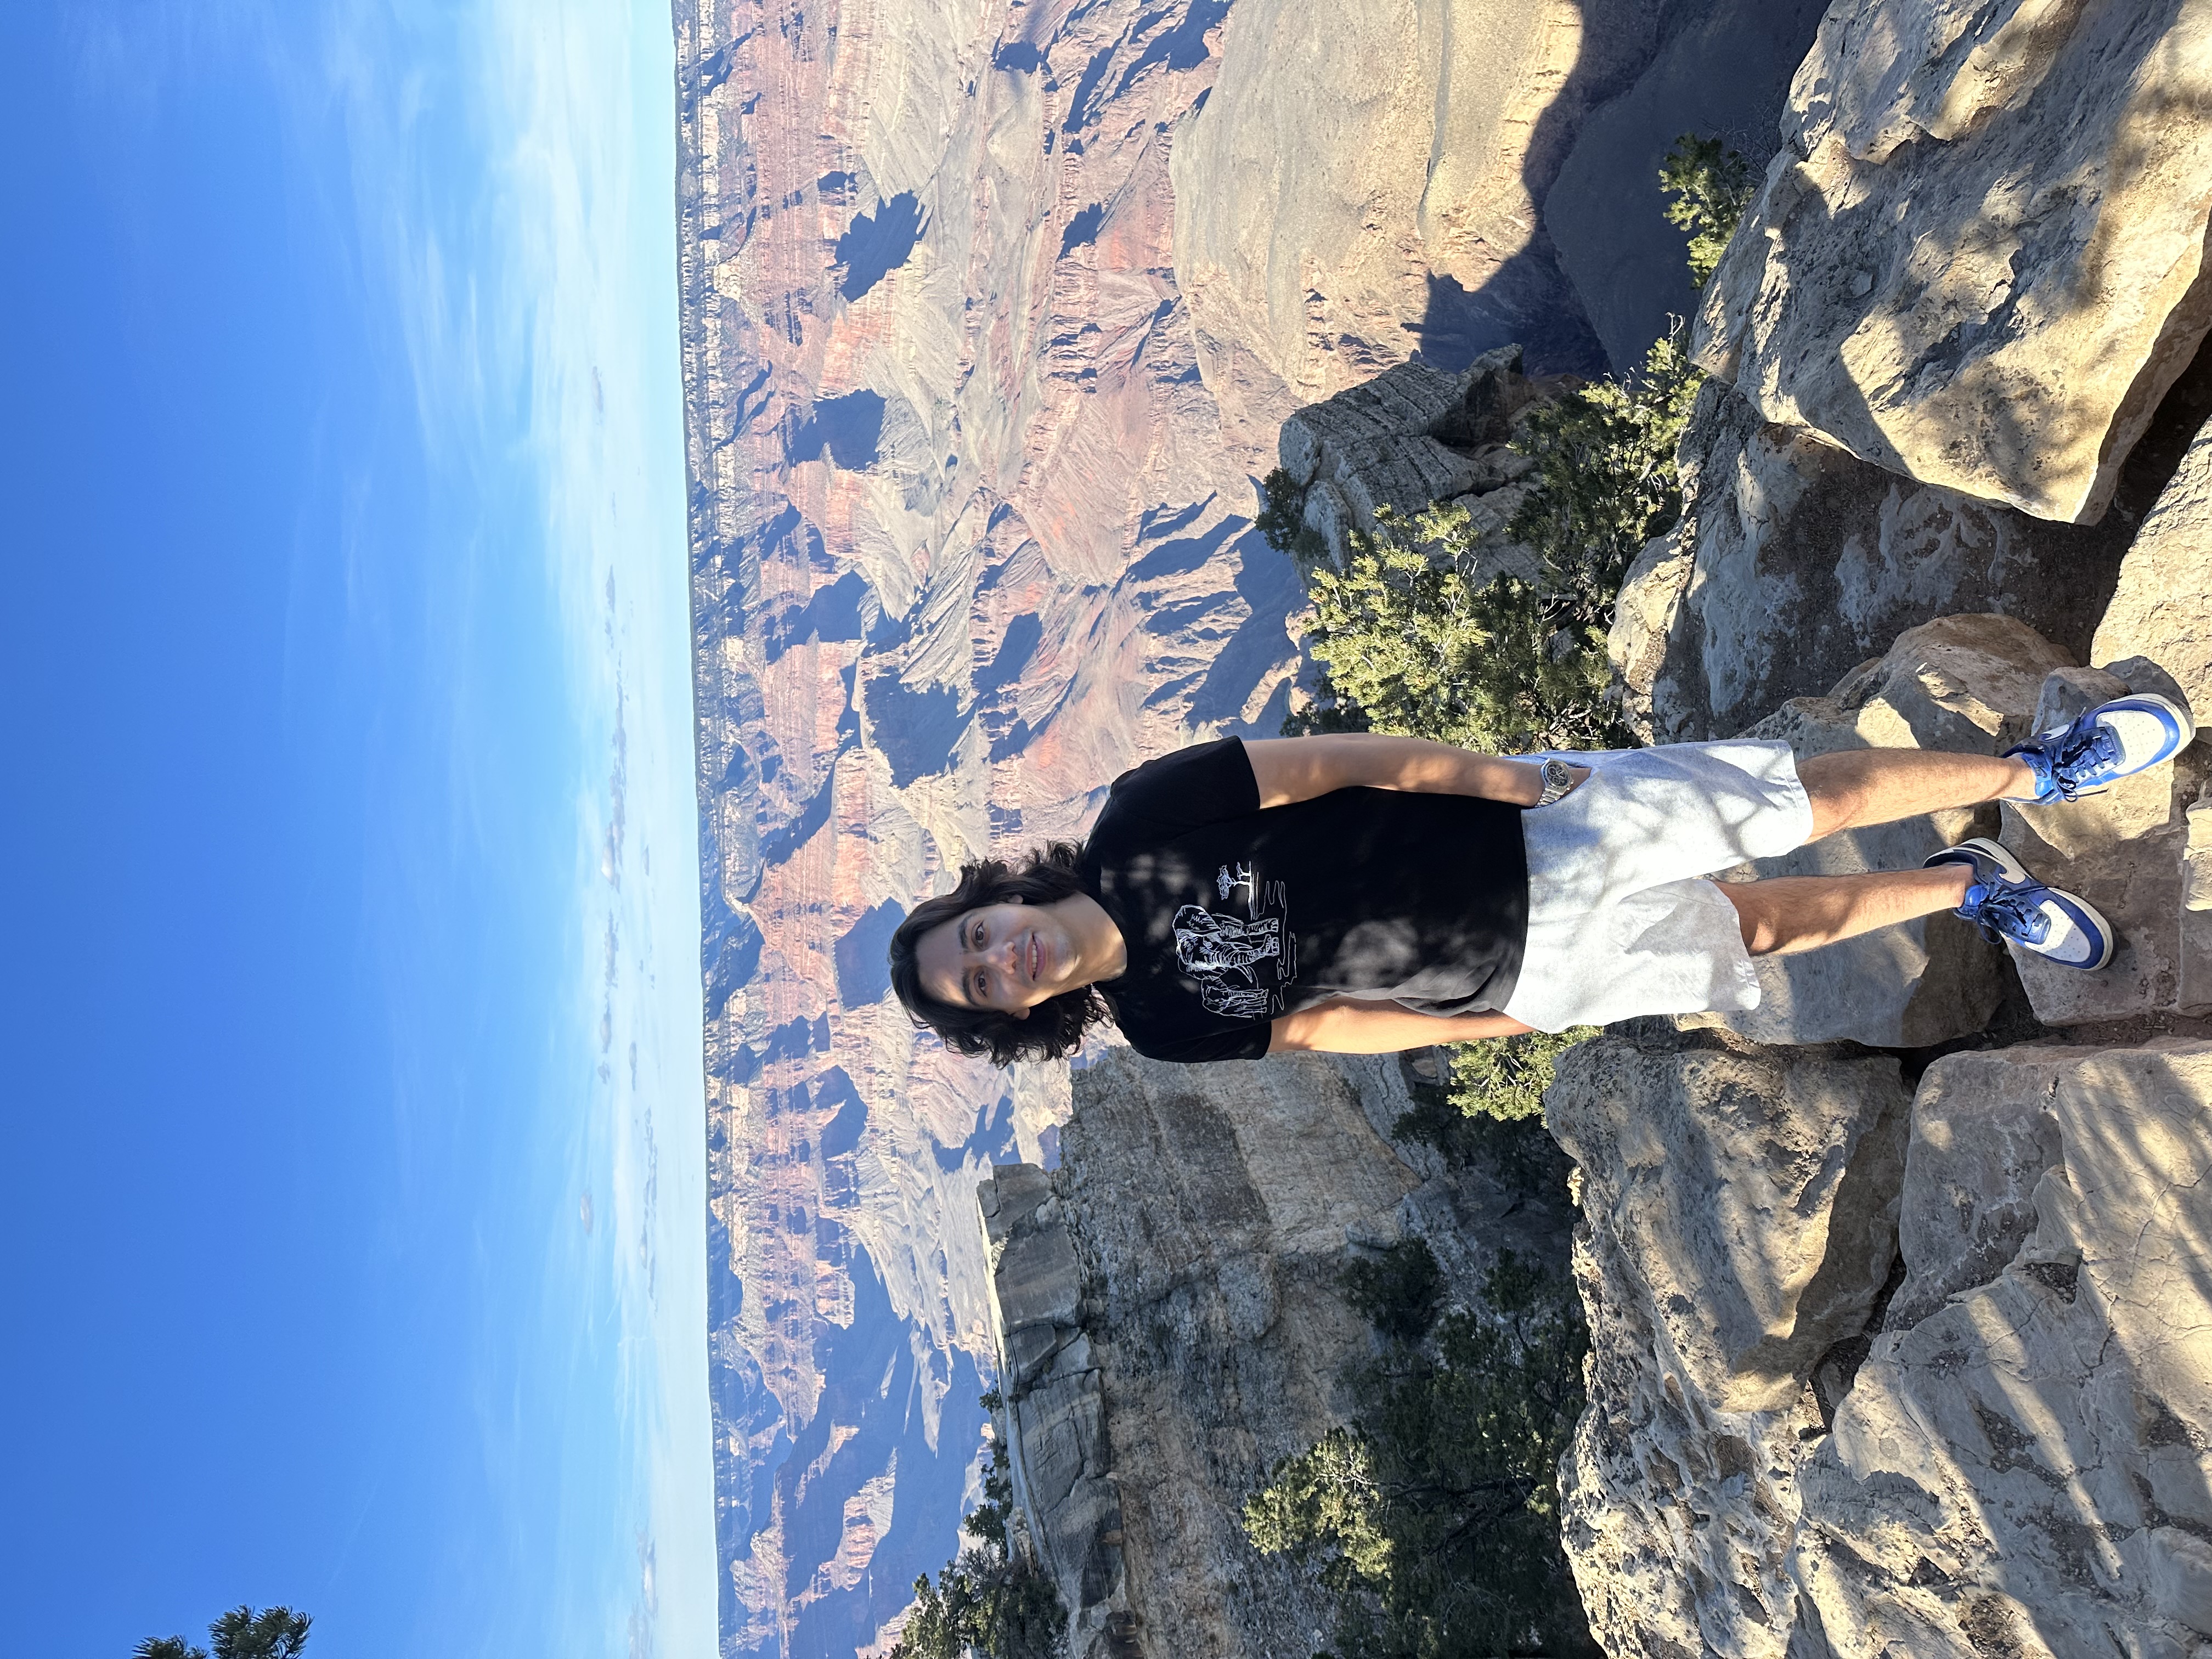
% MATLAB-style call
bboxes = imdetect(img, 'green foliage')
[1288,329,1699,753]
[1256,467,1330,571]
[1341,1238,1446,1345]
[1245,1255,1596,1658]
[1392,1030,1593,1195]
[137,1608,311,1659]
[210,1609,312,1659]
[1659,132,1754,287]
[1443,1027,1597,1125]
[892,1430,1066,1659]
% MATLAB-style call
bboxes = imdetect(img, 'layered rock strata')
[1273,345,1547,573]
[980,1045,1573,1658]
[672,0,1321,1644]
[1694,0,2212,524]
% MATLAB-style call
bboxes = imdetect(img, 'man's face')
[914,898,1082,1018]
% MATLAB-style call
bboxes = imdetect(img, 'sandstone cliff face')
[1695,0,2212,524]
[1169,0,1830,447]
[981,1047,1573,1658]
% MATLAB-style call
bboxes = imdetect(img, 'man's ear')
[1011,1006,1030,1019]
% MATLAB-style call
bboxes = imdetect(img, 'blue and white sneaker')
[2005,692,2193,804]
[1926,837,2115,970]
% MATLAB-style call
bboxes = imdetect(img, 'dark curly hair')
[887,841,1115,1066]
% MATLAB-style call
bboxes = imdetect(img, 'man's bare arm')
[1242,732,1583,810]
[1268,998,1534,1054]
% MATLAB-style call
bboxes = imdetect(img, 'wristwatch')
[1536,757,1576,806]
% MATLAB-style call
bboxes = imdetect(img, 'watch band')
[1537,757,1574,806]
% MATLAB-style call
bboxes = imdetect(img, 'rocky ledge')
[1557,1029,2212,1658]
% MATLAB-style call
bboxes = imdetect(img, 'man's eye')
[974,970,987,997]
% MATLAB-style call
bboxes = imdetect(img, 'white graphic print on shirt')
[1174,870,1297,1019]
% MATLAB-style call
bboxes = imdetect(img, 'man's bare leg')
[1799,749,2036,842]
[1718,866,1974,956]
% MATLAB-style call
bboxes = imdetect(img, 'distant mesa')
[833,190,927,303]
[1058,202,1105,258]
[861,672,967,789]
[832,900,906,1008]
[788,389,885,471]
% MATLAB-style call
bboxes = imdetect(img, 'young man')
[887,696,2193,1065]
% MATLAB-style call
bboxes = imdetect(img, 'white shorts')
[1499,741,1813,1032]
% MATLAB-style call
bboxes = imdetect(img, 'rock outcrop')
[1608,379,2143,744]
[1555,1029,2212,1658]
[1273,345,1547,572]
[980,1046,1573,1658]
[1694,0,2212,524]
[2095,411,2212,730]
[1998,654,2211,1028]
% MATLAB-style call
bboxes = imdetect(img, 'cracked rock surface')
[1555,1034,2212,1658]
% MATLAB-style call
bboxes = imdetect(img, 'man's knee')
[1716,881,1775,954]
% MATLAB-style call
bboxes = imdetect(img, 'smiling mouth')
[1028,933,1041,983]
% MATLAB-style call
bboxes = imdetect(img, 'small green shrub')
[1394,1029,1594,1194]
[1443,1026,1597,1125]
[1341,1238,1446,1345]
[1256,466,1331,570]
[1660,132,1754,287]
[1245,1254,1596,1658]
[893,1428,1065,1659]
[1286,326,1699,752]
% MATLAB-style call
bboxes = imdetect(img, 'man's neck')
[1047,891,1128,986]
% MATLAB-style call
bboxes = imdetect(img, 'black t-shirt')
[1080,737,1530,1064]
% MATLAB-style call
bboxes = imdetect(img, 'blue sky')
[0,2,714,1655]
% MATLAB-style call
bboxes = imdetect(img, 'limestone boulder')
[1555,1022,2212,1656]
[1546,1022,1911,1416]
[1694,0,2212,524]
[1714,613,2071,1048]
[2095,410,2212,730]
[1610,379,2133,744]
[1792,1042,2212,1657]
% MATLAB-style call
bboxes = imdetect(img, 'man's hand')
[1243,732,1584,809]
[1268,998,1534,1054]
